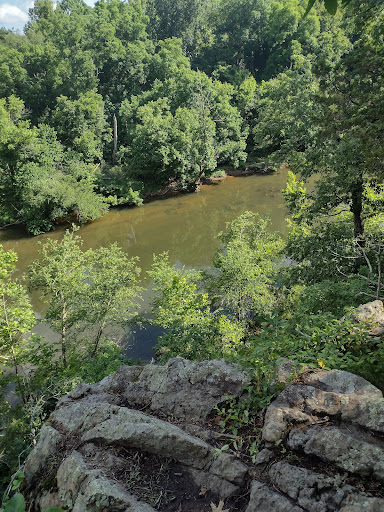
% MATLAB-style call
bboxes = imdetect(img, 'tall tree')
[289,2,384,240]
[207,212,284,324]
[144,0,209,54]
[82,244,142,357]
[51,90,111,162]
[0,96,108,234]
[148,252,245,361]
[29,228,142,365]
[29,229,88,367]
[119,50,247,192]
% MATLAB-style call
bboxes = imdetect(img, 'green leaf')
[11,472,24,491]
[324,0,338,15]
[303,0,317,17]
[4,493,25,512]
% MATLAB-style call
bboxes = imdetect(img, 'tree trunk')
[112,114,118,165]
[376,247,382,300]
[11,345,26,404]
[91,320,106,358]
[2,295,26,402]
[351,177,364,240]
[351,177,365,274]
[61,305,67,368]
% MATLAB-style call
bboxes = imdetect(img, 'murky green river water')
[0,170,289,359]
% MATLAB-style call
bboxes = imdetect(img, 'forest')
[0,0,384,508]
[0,0,381,235]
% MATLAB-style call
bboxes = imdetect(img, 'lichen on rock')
[24,358,384,511]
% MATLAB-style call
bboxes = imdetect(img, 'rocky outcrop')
[346,299,384,335]
[24,358,384,511]
[85,356,251,422]
[24,358,250,511]
[257,369,384,512]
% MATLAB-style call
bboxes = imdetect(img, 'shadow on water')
[124,322,166,361]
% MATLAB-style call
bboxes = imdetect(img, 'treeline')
[1,0,379,233]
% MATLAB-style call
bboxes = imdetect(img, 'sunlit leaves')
[207,212,284,323]
[0,246,35,403]
[29,228,142,365]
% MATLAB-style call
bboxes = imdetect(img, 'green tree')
[22,0,97,118]
[119,56,247,193]
[90,0,152,106]
[194,0,331,80]
[28,229,88,368]
[252,49,320,161]
[82,244,142,357]
[283,173,384,304]
[0,235,138,495]
[148,213,283,361]
[286,3,384,241]
[51,90,111,162]
[304,0,354,16]
[144,0,209,54]
[29,228,142,366]
[124,98,217,191]
[0,42,27,99]
[0,246,35,403]
[148,252,244,361]
[0,97,108,234]
[207,212,284,325]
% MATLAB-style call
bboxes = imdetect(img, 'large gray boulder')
[24,358,384,511]
[245,480,304,512]
[24,425,63,486]
[287,426,384,480]
[269,461,384,512]
[260,368,384,511]
[262,369,384,442]
[60,357,250,423]
[57,451,156,512]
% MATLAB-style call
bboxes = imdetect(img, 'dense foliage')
[1,0,384,506]
[0,232,140,499]
[1,0,381,234]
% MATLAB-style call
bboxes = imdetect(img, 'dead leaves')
[210,500,230,512]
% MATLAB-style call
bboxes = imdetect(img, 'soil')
[80,445,251,512]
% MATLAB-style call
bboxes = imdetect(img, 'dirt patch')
[80,445,250,512]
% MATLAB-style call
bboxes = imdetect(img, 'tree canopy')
[0,0,376,233]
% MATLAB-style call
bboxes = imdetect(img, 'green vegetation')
[148,212,384,389]
[0,0,381,233]
[29,227,142,365]
[0,233,139,500]
[1,0,384,506]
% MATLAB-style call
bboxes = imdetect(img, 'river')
[0,170,289,359]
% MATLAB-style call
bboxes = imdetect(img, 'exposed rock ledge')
[24,357,384,511]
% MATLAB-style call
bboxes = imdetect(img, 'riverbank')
[143,164,279,202]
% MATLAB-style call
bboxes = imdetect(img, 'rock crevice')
[24,358,384,511]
